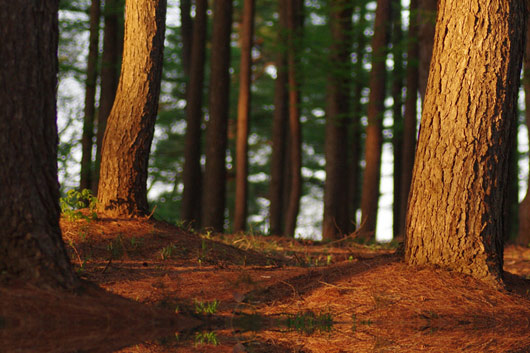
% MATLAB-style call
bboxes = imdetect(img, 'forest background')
[57,0,530,243]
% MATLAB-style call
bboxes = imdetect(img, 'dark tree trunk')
[391,0,404,240]
[417,0,437,100]
[234,0,255,233]
[405,0,525,285]
[180,0,193,79]
[202,0,233,232]
[284,0,304,237]
[0,0,79,289]
[94,0,123,192]
[269,0,289,236]
[181,0,207,227]
[322,0,352,240]
[398,0,420,240]
[97,0,166,217]
[80,0,101,193]
[358,0,391,241]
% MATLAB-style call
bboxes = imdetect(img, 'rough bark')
[80,0,101,192]
[0,0,79,289]
[234,0,255,233]
[284,0,304,237]
[97,0,166,217]
[517,1,530,247]
[417,0,437,100]
[322,0,352,240]
[181,0,207,227]
[405,0,525,285]
[202,0,233,232]
[94,0,123,192]
[269,0,289,236]
[358,0,391,241]
[398,0,420,240]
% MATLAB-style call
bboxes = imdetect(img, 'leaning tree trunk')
[202,0,233,232]
[0,0,79,289]
[97,0,166,217]
[322,0,352,240]
[405,0,525,285]
[233,0,255,233]
[358,0,392,241]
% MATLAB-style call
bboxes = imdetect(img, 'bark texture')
[322,0,352,240]
[0,0,79,288]
[234,0,255,233]
[80,0,101,192]
[405,0,525,285]
[97,0,166,217]
[358,0,391,240]
[202,0,233,232]
[417,0,437,100]
[181,0,207,227]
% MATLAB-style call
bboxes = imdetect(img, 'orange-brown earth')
[2,214,530,352]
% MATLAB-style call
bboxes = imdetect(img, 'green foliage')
[160,244,177,260]
[194,331,219,346]
[284,311,333,334]
[60,189,97,221]
[194,299,219,315]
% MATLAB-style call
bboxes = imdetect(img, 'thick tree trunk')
[202,0,233,232]
[322,0,352,240]
[94,0,123,192]
[417,0,437,100]
[358,0,391,241]
[0,0,79,289]
[269,0,289,236]
[284,0,304,237]
[181,0,207,227]
[405,0,525,285]
[234,0,255,233]
[398,0,420,240]
[97,0,166,217]
[80,0,101,193]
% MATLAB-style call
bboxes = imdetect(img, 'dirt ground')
[2,215,530,353]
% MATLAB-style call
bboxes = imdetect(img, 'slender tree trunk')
[358,0,391,241]
[180,0,193,79]
[269,0,289,236]
[517,3,530,247]
[322,0,352,240]
[181,0,207,227]
[80,0,101,193]
[405,0,525,285]
[348,0,368,233]
[202,0,233,232]
[94,0,123,192]
[284,0,304,237]
[398,0,420,240]
[234,0,255,233]
[391,0,404,240]
[97,0,166,217]
[0,0,79,289]
[417,0,437,100]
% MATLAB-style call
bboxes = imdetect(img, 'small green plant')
[160,244,177,260]
[194,331,218,346]
[285,311,333,334]
[106,234,125,259]
[194,299,219,315]
[60,189,97,221]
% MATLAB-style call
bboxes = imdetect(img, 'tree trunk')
[358,0,391,241]
[181,0,207,227]
[234,0,255,233]
[417,0,437,100]
[202,0,233,232]
[391,0,404,240]
[97,0,166,217]
[517,2,530,247]
[180,0,193,79]
[405,0,525,285]
[80,0,101,193]
[269,0,289,236]
[0,0,79,289]
[398,0,420,240]
[322,0,352,240]
[94,0,123,192]
[284,0,304,237]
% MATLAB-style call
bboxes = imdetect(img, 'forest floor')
[2,214,530,353]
